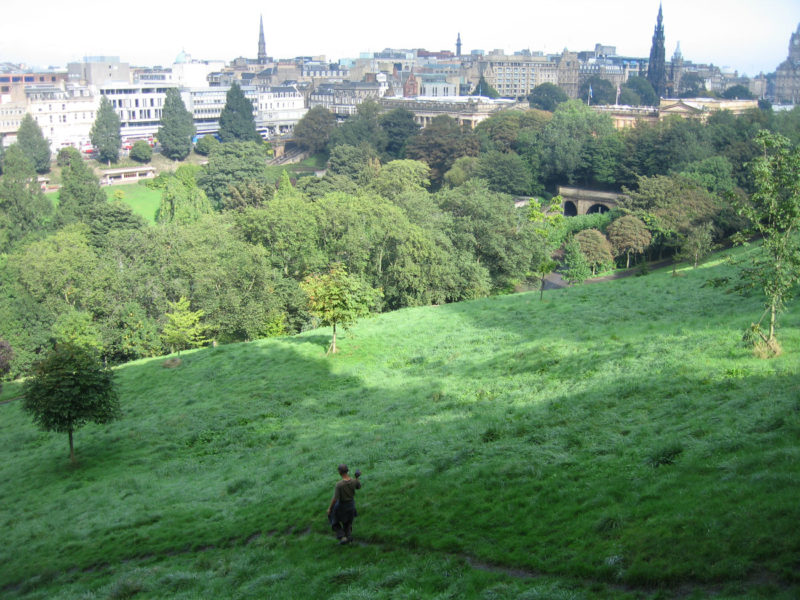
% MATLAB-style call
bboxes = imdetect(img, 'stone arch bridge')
[558,186,623,216]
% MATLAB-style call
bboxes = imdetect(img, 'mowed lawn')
[104,183,162,223]
[1,247,799,599]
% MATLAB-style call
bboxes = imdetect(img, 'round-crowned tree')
[22,343,120,464]
[574,228,614,275]
[606,215,652,268]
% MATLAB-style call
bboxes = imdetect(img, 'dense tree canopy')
[158,88,196,160]
[198,141,267,209]
[293,106,336,154]
[528,83,569,112]
[405,116,478,186]
[90,96,121,164]
[16,114,51,174]
[218,82,260,143]
[0,145,53,251]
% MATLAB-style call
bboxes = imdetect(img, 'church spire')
[258,15,267,64]
[456,33,462,57]
[647,3,667,98]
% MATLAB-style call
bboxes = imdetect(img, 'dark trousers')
[330,500,356,539]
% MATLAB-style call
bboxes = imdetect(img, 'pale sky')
[2,0,798,77]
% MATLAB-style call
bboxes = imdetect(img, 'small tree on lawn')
[529,196,565,300]
[22,343,120,464]
[677,222,714,269]
[301,263,381,354]
[737,131,800,356]
[162,296,207,356]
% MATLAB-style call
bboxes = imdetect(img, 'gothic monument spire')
[647,3,667,98]
[258,15,267,64]
[456,33,462,57]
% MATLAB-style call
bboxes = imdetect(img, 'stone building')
[775,23,800,104]
[647,5,667,97]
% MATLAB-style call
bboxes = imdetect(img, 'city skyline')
[2,0,798,77]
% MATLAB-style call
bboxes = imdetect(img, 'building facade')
[775,23,800,104]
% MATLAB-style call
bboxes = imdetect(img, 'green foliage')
[155,172,213,225]
[129,140,152,163]
[162,296,207,355]
[21,342,119,463]
[16,114,51,173]
[198,141,267,209]
[90,96,122,164]
[736,131,800,352]
[677,222,715,269]
[218,82,260,143]
[722,85,754,100]
[300,263,381,353]
[158,88,196,160]
[370,159,430,201]
[527,83,568,112]
[621,76,657,106]
[194,134,220,156]
[472,75,499,98]
[537,100,618,187]
[326,143,380,185]
[574,228,614,275]
[606,215,652,268]
[379,107,419,159]
[478,150,532,195]
[293,106,336,154]
[443,155,480,188]
[328,99,387,154]
[0,145,53,251]
[405,115,479,186]
[56,147,107,226]
[0,338,12,389]
[580,77,616,105]
[52,309,104,353]
[621,174,719,256]
[102,301,161,363]
[561,235,591,283]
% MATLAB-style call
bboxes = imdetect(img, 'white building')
[0,84,97,153]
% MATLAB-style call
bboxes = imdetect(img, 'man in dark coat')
[326,463,362,544]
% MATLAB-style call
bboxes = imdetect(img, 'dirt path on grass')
[543,259,674,290]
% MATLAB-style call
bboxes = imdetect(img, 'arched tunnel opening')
[563,201,578,216]
[587,203,610,214]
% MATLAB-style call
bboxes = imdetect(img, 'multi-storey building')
[478,50,580,99]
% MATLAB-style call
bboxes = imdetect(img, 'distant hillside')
[1,247,798,599]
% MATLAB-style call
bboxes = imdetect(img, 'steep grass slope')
[1,249,798,599]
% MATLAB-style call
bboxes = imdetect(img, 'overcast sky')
[2,0,798,77]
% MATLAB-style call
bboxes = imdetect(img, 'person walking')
[327,464,362,544]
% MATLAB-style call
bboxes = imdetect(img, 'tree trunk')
[769,301,777,342]
[69,429,75,464]
[626,252,630,269]
[330,322,337,354]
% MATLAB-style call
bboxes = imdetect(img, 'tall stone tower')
[647,4,667,98]
[257,15,267,65]
[775,23,800,104]
[669,42,683,97]
[456,33,462,58]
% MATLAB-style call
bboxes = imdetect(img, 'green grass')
[2,247,799,599]
[103,183,162,223]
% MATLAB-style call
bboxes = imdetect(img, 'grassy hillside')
[1,248,799,599]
